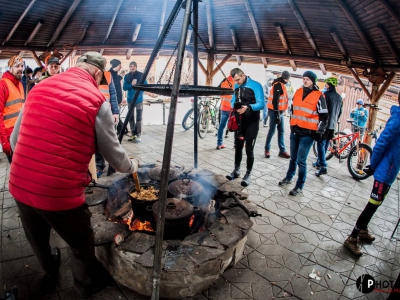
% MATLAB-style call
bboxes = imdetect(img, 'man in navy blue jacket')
[344,98,400,257]
[226,68,264,187]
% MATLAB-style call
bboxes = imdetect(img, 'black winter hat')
[303,70,317,84]
[281,70,290,80]
[110,59,121,68]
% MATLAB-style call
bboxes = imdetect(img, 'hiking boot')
[358,229,375,243]
[278,177,292,186]
[226,168,240,180]
[289,187,302,196]
[265,151,271,158]
[312,162,320,169]
[128,135,136,141]
[241,173,251,187]
[315,167,327,177]
[216,144,226,150]
[278,151,290,159]
[344,236,362,257]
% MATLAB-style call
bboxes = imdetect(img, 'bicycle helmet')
[324,77,338,87]
[356,99,364,105]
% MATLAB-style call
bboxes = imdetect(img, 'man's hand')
[314,133,323,142]
[274,111,281,124]
[363,165,374,176]
[112,114,119,124]
[237,106,248,115]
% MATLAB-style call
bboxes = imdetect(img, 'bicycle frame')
[329,131,360,156]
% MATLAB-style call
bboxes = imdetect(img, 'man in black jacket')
[313,77,342,176]
[109,59,123,104]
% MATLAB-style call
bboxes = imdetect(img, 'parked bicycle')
[182,98,201,130]
[197,97,220,139]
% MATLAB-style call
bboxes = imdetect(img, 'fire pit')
[88,167,258,299]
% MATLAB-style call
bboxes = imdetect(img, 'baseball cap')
[48,56,60,65]
[356,99,364,105]
[77,52,108,85]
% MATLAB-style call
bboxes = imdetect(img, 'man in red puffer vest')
[9,52,139,297]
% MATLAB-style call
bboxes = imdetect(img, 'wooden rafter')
[159,0,168,37]
[379,0,400,28]
[286,0,326,74]
[230,27,242,65]
[60,49,74,65]
[377,24,400,65]
[3,0,37,45]
[374,71,396,101]
[47,0,82,47]
[77,22,91,45]
[205,0,214,49]
[198,59,207,76]
[103,0,124,43]
[25,20,43,46]
[275,24,296,71]
[30,51,42,67]
[330,30,348,59]
[131,22,142,42]
[243,0,267,68]
[348,67,372,100]
[334,0,379,64]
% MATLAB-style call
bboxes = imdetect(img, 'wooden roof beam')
[103,0,124,43]
[230,27,242,66]
[275,24,297,71]
[3,0,37,45]
[77,22,91,46]
[348,67,372,100]
[243,0,267,68]
[334,0,379,64]
[25,20,43,46]
[206,0,214,49]
[126,22,142,60]
[47,0,82,47]
[287,0,326,74]
[374,71,396,101]
[159,0,168,37]
[330,30,348,59]
[379,0,400,28]
[377,24,400,65]
[30,51,42,67]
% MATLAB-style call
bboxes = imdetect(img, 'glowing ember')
[189,214,195,227]
[129,219,154,232]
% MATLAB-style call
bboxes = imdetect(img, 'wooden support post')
[211,54,232,77]
[348,67,372,100]
[30,51,42,67]
[206,53,214,86]
[374,71,396,103]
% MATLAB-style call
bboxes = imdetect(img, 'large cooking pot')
[129,182,160,222]
[152,198,198,240]
[148,165,182,183]
[167,178,203,202]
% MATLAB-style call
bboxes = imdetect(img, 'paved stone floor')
[1,118,399,299]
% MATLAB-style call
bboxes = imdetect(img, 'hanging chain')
[191,22,231,88]
[157,42,179,84]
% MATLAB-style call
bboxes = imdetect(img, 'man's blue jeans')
[285,132,314,189]
[316,139,329,168]
[264,110,285,153]
[217,110,230,146]
[262,102,268,125]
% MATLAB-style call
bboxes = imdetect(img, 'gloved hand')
[274,111,281,124]
[234,102,242,109]
[129,158,139,173]
[1,136,12,156]
[363,165,375,176]
[314,133,323,142]
[112,114,119,124]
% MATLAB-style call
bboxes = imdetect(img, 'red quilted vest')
[9,67,105,211]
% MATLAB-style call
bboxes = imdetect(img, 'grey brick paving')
[0,119,399,299]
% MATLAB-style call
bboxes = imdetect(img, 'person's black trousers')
[15,201,99,291]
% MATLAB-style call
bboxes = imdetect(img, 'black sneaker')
[226,170,240,180]
[278,178,292,186]
[289,187,302,196]
[241,173,251,187]
[315,167,327,177]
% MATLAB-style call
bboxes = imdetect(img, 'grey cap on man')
[76,52,108,85]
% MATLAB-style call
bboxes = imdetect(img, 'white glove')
[112,114,119,124]
[129,158,139,173]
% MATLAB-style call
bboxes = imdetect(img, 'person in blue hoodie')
[344,98,400,257]
[350,99,368,141]
[123,61,148,142]
[225,68,264,187]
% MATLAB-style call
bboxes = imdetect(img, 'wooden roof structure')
[0,0,400,83]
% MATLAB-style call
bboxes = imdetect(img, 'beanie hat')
[281,70,291,80]
[303,70,317,84]
[129,61,137,67]
[110,59,121,68]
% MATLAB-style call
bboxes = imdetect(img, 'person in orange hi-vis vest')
[0,55,25,163]
[278,71,328,196]
[216,75,235,149]
[264,70,291,159]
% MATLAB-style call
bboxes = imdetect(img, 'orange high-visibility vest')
[2,78,24,129]
[220,77,234,111]
[99,71,112,102]
[290,88,321,131]
[267,82,288,111]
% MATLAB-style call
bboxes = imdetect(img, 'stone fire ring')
[89,169,257,299]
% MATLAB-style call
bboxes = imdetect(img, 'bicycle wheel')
[182,108,195,130]
[347,143,373,180]
[312,140,334,161]
[198,109,209,139]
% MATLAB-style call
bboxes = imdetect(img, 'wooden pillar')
[205,53,214,86]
